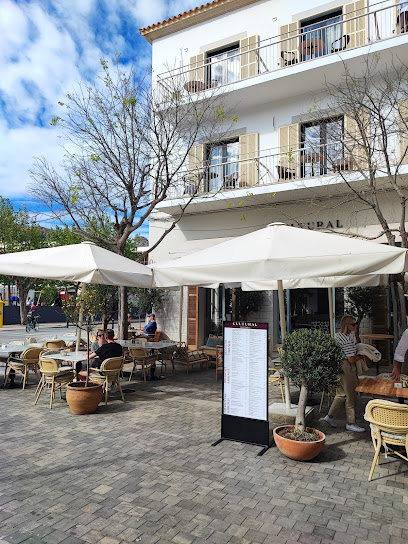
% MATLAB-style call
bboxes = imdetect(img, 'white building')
[140,0,408,348]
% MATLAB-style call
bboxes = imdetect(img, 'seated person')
[127,313,134,330]
[142,313,157,336]
[89,329,123,369]
[91,330,106,352]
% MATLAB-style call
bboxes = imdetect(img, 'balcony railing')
[165,137,403,200]
[157,2,407,96]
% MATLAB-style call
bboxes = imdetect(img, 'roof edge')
[140,0,260,44]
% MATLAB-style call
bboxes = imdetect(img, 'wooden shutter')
[343,1,368,49]
[187,144,205,191]
[240,35,259,80]
[278,124,300,179]
[189,53,205,84]
[398,100,408,165]
[279,22,300,68]
[344,113,369,170]
[187,287,199,350]
[239,133,259,187]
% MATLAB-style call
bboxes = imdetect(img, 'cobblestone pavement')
[0,360,407,544]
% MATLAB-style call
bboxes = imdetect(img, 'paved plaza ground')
[0,326,407,544]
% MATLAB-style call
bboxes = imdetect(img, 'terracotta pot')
[273,425,325,461]
[66,382,103,415]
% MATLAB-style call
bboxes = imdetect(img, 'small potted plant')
[273,328,344,461]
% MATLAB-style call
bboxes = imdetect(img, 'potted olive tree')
[273,328,344,461]
[62,286,105,414]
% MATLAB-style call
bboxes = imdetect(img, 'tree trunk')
[295,384,309,432]
[102,314,109,331]
[118,285,128,340]
[16,280,30,325]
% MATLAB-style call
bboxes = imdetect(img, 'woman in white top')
[324,315,366,432]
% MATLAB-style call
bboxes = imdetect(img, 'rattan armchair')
[35,356,75,408]
[4,346,43,389]
[88,356,125,405]
[126,347,157,382]
[364,399,408,481]
[268,367,285,403]
[45,340,66,350]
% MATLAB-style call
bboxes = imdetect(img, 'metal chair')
[330,34,350,53]
[364,399,408,481]
[4,347,43,390]
[89,356,125,405]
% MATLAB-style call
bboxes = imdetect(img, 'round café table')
[359,333,394,375]
[299,38,325,59]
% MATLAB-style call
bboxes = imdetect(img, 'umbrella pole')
[328,288,335,337]
[278,280,291,409]
[76,282,87,353]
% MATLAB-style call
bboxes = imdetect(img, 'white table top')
[46,352,90,363]
[0,345,26,357]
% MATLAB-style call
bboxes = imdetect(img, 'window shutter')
[278,124,300,179]
[343,1,368,49]
[344,114,369,169]
[187,144,205,191]
[187,287,199,350]
[189,53,205,84]
[240,35,259,80]
[279,22,299,68]
[239,133,259,187]
[398,100,408,165]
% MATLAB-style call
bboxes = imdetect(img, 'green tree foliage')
[281,329,344,432]
[131,288,166,316]
[0,197,44,324]
[344,286,386,342]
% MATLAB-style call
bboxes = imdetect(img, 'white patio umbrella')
[0,241,152,287]
[0,241,153,348]
[152,223,408,408]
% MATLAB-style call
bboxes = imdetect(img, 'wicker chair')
[268,367,285,403]
[45,340,66,350]
[4,347,43,390]
[35,356,75,409]
[126,347,157,382]
[364,399,408,481]
[89,356,125,405]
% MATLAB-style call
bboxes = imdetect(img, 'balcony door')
[301,10,343,59]
[207,139,239,192]
[207,44,240,87]
[301,117,343,177]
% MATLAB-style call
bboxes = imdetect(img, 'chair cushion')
[206,338,223,348]
[369,423,407,443]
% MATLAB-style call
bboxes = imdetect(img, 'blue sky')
[0,0,200,239]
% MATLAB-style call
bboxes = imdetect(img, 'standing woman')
[324,314,366,432]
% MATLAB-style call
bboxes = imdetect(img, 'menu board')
[223,321,268,421]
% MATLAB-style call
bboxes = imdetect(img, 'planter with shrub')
[273,328,344,461]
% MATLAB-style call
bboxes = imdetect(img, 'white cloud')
[0,0,201,207]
